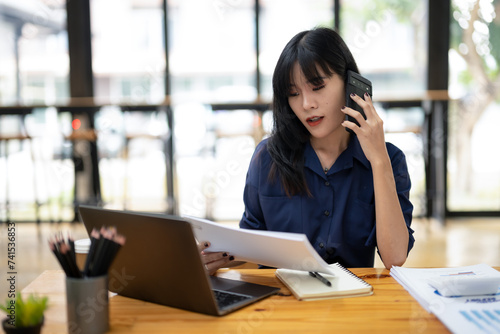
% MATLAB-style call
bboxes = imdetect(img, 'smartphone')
[345,70,372,133]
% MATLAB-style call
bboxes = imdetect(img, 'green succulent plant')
[0,293,48,328]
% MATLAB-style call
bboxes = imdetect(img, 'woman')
[203,27,414,271]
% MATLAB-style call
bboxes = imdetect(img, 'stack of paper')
[390,263,500,333]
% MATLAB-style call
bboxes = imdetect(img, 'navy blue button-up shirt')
[239,135,414,268]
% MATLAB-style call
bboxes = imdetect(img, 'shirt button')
[319,243,324,248]
[324,210,330,216]
[325,181,330,186]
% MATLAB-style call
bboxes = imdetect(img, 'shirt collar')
[304,134,370,176]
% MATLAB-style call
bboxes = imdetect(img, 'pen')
[309,271,332,287]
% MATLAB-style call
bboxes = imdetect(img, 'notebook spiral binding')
[334,263,372,287]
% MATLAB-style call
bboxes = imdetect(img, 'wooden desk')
[23,268,448,333]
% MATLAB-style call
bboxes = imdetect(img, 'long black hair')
[268,27,360,196]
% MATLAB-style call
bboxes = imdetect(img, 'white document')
[390,263,500,313]
[182,215,335,275]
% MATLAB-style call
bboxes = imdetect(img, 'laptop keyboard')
[213,289,252,309]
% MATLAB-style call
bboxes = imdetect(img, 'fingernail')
[223,252,228,257]
[364,92,369,97]
[350,93,355,97]
[229,256,235,261]
[341,106,346,110]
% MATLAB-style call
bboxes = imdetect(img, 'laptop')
[77,205,280,316]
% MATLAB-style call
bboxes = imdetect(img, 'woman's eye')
[289,92,299,97]
[312,85,325,91]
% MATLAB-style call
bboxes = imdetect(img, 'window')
[168,0,255,103]
[0,0,69,104]
[91,0,165,103]
[447,0,500,212]
[340,0,427,96]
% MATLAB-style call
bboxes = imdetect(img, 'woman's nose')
[302,92,318,110]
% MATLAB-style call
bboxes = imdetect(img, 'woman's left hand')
[341,93,388,164]
[198,241,235,275]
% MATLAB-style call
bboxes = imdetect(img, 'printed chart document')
[390,263,500,334]
[182,215,335,275]
[434,302,500,334]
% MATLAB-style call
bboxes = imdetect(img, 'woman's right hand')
[198,241,235,275]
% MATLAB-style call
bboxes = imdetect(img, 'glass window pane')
[259,0,334,100]
[91,0,165,103]
[168,0,255,103]
[0,19,17,104]
[0,0,69,104]
[340,0,427,96]
[447,0,500,212]
[448,102,500,211]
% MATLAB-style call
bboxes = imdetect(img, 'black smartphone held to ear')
[345,70,372,133]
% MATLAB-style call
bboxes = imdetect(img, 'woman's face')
[287,62,346,141]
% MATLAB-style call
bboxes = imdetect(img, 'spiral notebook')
[275,263,373,301]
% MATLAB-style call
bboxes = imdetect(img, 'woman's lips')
[306,116,324,127]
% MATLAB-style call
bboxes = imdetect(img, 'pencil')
[49,226,126,278]
[48,240,72,277]
[91,227,114,276]
[83,228,101,277]
[97,233,126,277]
[68,232,76,265]
[60,242,82,278]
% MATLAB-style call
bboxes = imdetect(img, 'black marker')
[309,271,332,287]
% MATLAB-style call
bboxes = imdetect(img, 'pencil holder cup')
[66,275,109,334]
